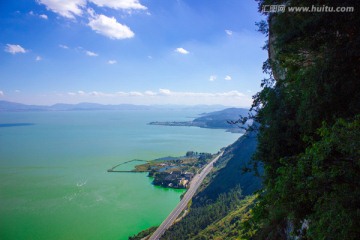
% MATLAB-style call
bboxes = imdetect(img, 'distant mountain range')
[0,101,152,111]
[0,100,228,112]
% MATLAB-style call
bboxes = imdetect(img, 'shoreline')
[143,151,224,240]
[148,121,244,133]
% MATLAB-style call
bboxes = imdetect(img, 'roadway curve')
[148,151,224,240]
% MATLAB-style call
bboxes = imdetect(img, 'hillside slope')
[194,195,257,240]
[160,131,261,239]
[193,130,260,206]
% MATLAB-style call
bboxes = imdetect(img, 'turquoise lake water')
[0,110,241,240]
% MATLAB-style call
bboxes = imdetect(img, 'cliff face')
[268,15,286,82]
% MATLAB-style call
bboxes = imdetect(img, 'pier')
[107,159,149,173]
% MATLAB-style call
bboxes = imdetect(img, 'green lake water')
[0,110,241,239]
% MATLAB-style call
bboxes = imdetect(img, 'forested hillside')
[161,132,261,239]
[249,0,360,239]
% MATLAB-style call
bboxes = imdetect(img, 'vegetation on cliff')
[249,0,360,239]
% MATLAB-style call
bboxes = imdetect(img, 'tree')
[250,0,360,238]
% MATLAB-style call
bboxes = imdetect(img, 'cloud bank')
[62,89,251,106]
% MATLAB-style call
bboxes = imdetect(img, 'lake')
[0,110,241,239]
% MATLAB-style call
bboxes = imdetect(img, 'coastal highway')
[148,151,224,240]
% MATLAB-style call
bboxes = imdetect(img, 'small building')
[182,172,194,181]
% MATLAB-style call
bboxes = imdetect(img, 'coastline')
[129,151,225,240]
[148,121,244,133]
[108,152,215,190]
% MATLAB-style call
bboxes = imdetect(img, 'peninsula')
[149,107,250,133]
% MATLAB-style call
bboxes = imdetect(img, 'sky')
[0,0,267,107]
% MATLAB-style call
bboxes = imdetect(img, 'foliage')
[250,0,360,239]
[128,226,157,240]
[195,195,258,240]
[161,187,243,240]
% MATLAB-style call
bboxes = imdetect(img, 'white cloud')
[89,91,102,96]
[129,91,143,96]
[39,14,48,19]
[15,90,21,93]
[215,91,244,97]
[37,0,86,19]
[61,89,251,106]
[116,91,127,96]
[85,50,98,56]
[209,75,217,82]
[108,60,117,64]
[225,30,233,36]
[65,89,245,98]
[4,44,27,54]
[225,75,232,81]
[36,56,42,61]
[88,14,134,39]
[156,90,245,98]
[159,89,172,96]
[144,90,156,96]
[0,91,3,96]
[59,44,69,49]
[30,11,48,19]
[89,0,146,10]
[175,47,189,55]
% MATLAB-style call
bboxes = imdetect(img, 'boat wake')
[76,180,87,187]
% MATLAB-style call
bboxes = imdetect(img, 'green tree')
[250,0,360,239]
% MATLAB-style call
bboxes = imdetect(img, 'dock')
[107,159,149,173]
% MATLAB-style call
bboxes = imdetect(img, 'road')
[148,151,224,240]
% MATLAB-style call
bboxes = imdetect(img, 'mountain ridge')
[0,100,234,112]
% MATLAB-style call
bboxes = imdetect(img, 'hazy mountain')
[0,101,229,112]
[0,101,48,111]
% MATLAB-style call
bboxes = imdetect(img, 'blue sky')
[0,0,266,106]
